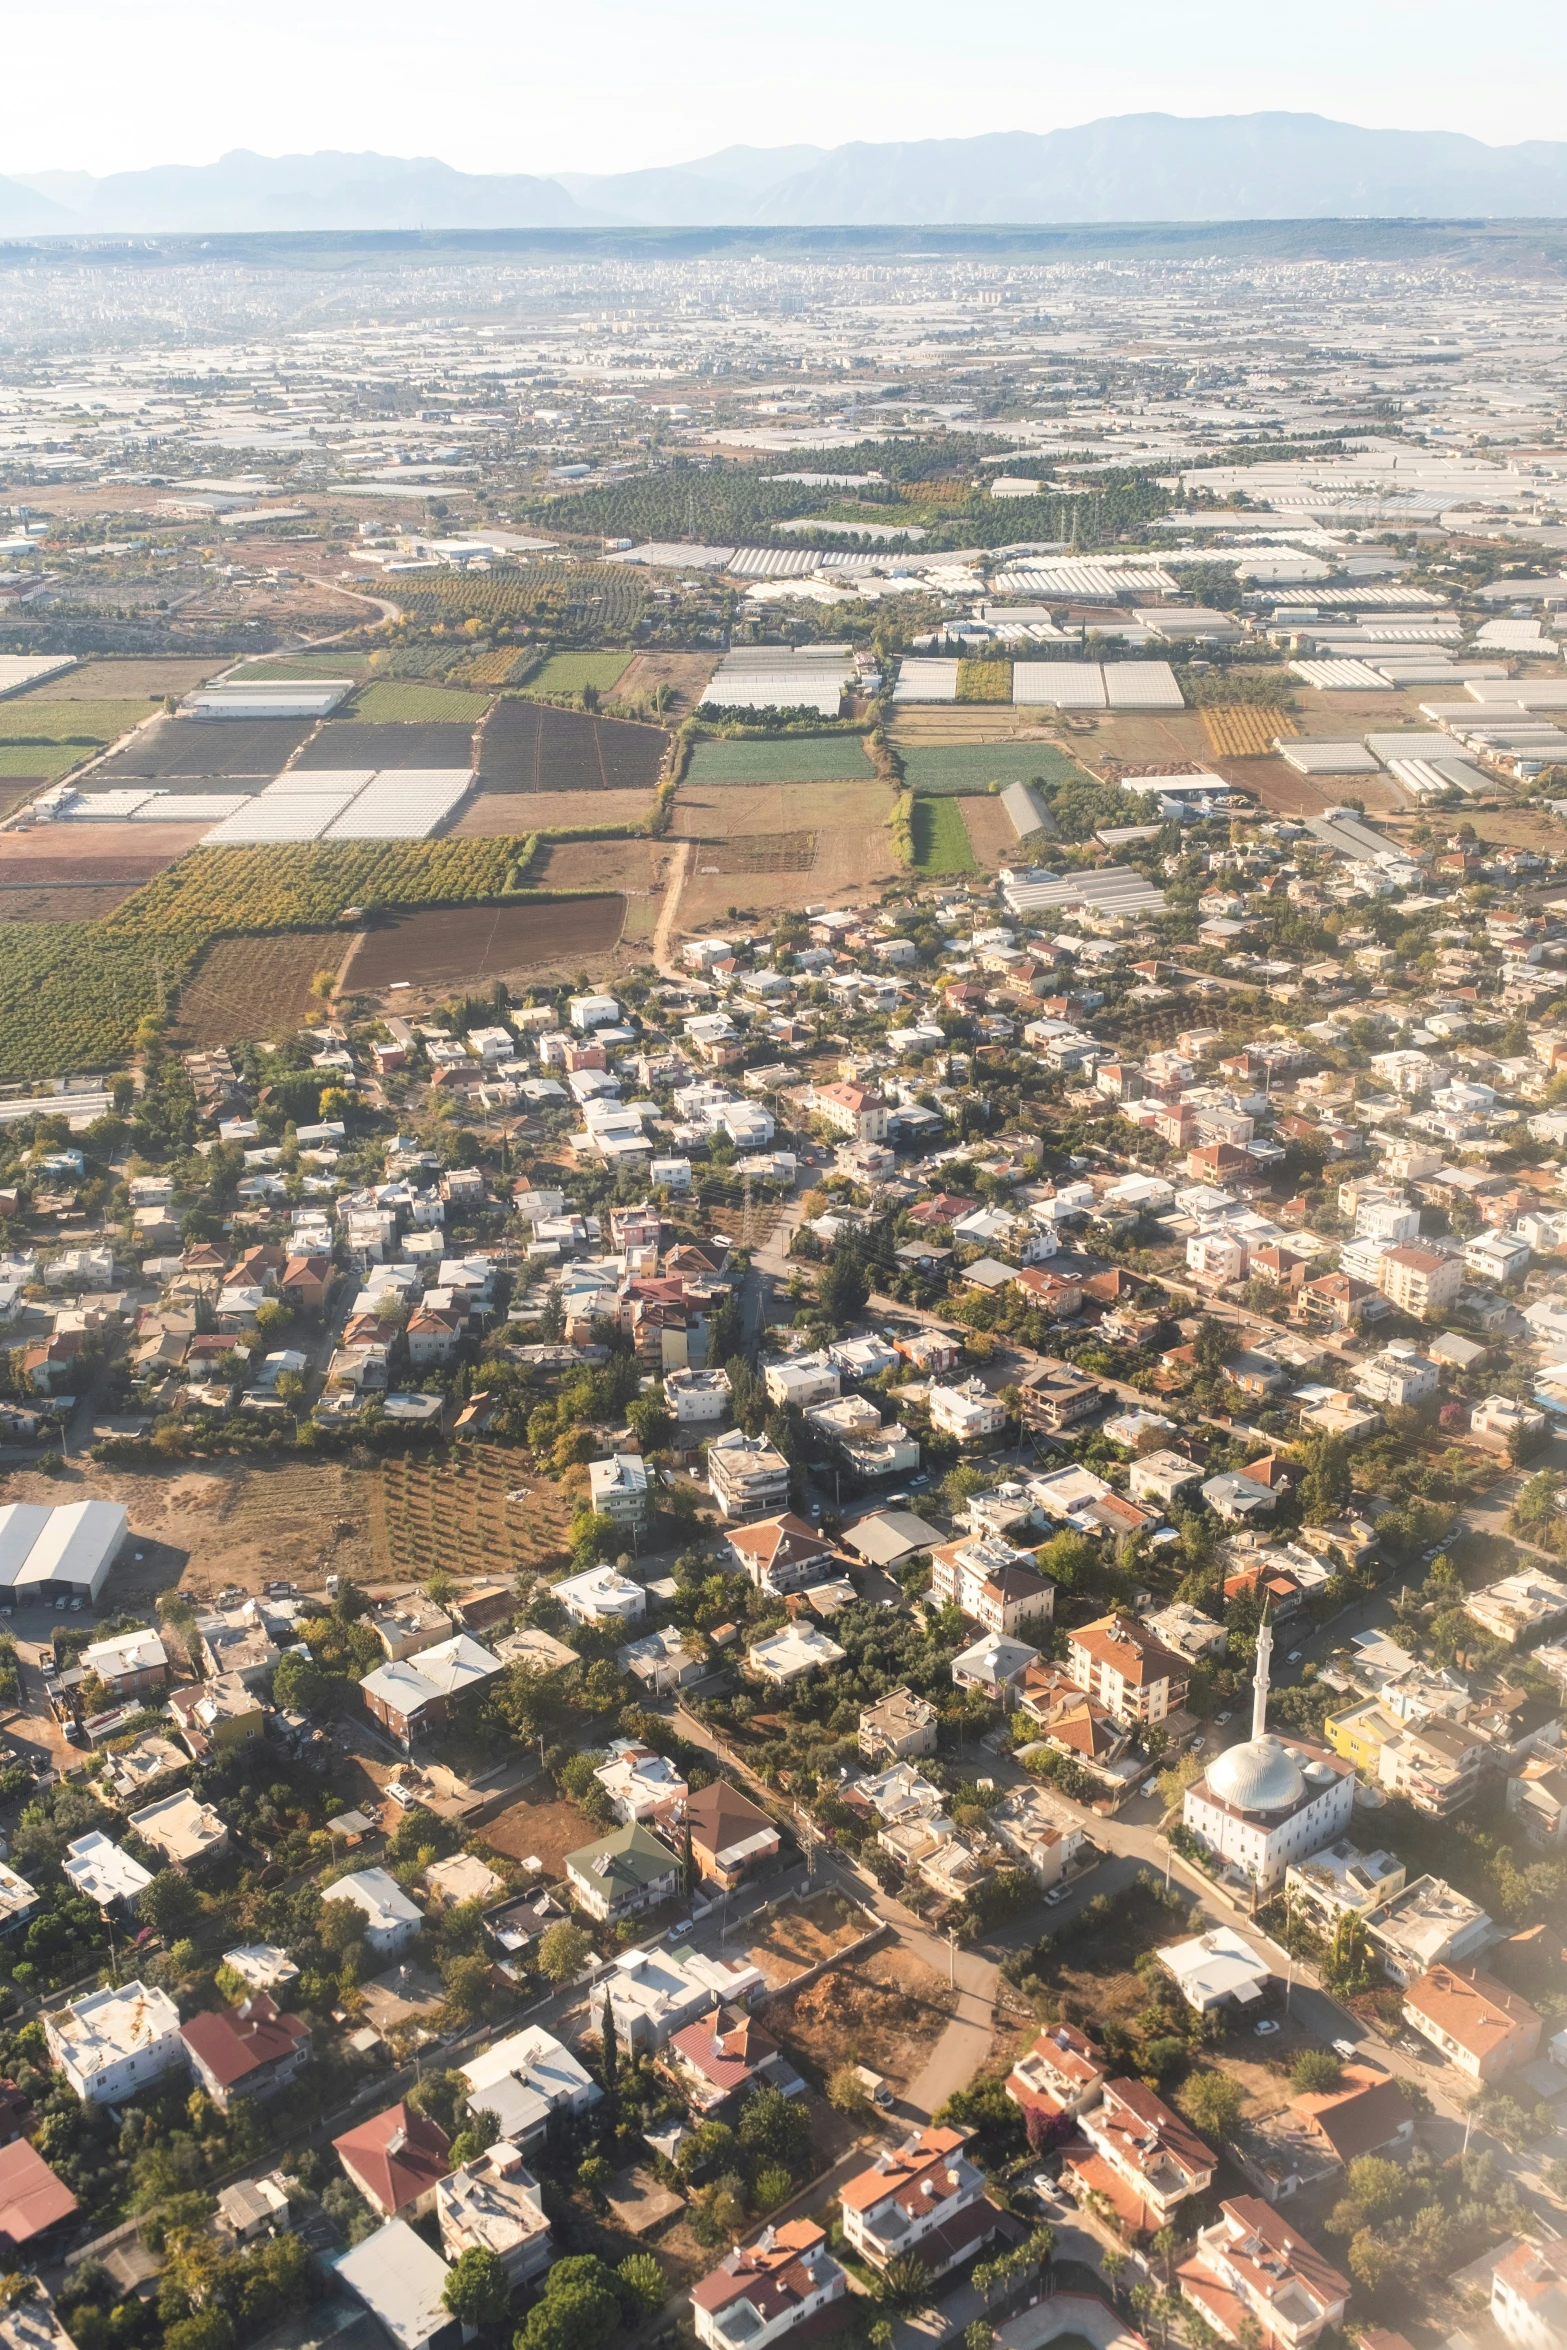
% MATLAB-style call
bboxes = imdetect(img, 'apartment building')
[1067,1614,1189,1725]
[691,2221,848,2350]
[1377,1246,1463,1319]
[1403,1964,1541,2083]
[859,1686,939,1763]
[927,1379,1007,1442]
[1065,2077,1215,2235]
[1491,2237,1567,2350]
[929,1534,1055,1638]
[707,1429,792,1520]
[1179,2199,1350,2350]
[1005,2022,1107,2124]
[436,2142,552,2287]
[44,1981,184,2105]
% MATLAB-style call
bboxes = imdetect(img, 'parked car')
[1254,2019,1281,2037]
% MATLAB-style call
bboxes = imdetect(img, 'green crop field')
[910,794,978,876]
[0,700,152,745]
[519,652,635,698]
[901,742,1089,795]
[229,656,373,682]
[349,681,493,724]
[0,743,97,780]
[688,733,875,785]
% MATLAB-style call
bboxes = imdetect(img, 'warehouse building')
[0,1502,128,1606]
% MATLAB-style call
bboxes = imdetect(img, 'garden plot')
[171,932,344,1048]
[478,698,669,794]
[349,681,493,723]
[519,652,634,698]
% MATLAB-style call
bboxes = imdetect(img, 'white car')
[1254,2019,1281,2037]
[1287,1649,1303,1665]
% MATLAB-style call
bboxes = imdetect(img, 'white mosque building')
[1181,1616,1355,1892]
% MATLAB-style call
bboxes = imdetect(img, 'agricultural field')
[169,932,345,1048]
[956,794,1027,865]
[478,697,669,795]
[457,648,531,686]
[956,658,1012,702]
[900,740,1088,794]
[0,699,155,744]
[0,744,93,785]
[296,719,476,771]
[519,651,634,698]
[349,681,494,724]
[674,779,897,926]
[532,837,671,897]
[909,793,979,876]
[449,787,656,837]
[1199,704,1298,758]
[687,732,875,785]
[688,830,818,875]
[0,923,173,1079]
[385,561,646,634]
[0,882,142,921]
[22,658,228,699]
[93,714,317,780]
[107,838,530,942]
[347,894,626,990]
[891,705,1071,745]
[0,827,208,882]
[365,1444,572,1581]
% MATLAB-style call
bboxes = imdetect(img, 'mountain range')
[8,113,1567,234]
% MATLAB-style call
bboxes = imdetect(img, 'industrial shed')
[0,1501,129,1605]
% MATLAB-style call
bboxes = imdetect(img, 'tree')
[273,1649,328,1713]
[538,1920,592,1984]
[877,2255,931,2313]
[442,2248,511,2332]
[1328,2155,1409,2238]
[1177,2069,1245,2144]
[615,2255,665,2318]
[737,2083,813,2178]
[827,2064,871,2119]
[1323,1911,1375,1996]
[1291,2051,1342,2094]
[601,1988,618,2094]
[137,1868,201,1940]
[681,1818,697,1901]
[517,2257,623,2350]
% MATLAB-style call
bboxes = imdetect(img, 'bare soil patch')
[742,1891,870,1988]
[349,896,625,990]
[615,651,718,715]
[768,1953,952,2094]
[0,823,210,875]
[170,931,344,1048]
[483,1789,599,1879]
[533,837,672,895]
[449,788,655,836]
[697,831,818,875]
[956,796,1021,866]
[1212,756,1335,816]
[364,1444,572,1583]
[478,698,670,795]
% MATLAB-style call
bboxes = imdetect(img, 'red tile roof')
[0,2138,77,2247]
[181,1994,309,2089]
[334,2101,451,2216]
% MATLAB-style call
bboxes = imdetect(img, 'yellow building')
[1324,1696,1401,1775]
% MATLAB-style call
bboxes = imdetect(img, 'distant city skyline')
[7,0,1566,181]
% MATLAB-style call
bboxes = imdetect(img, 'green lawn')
[519,652,634,698]
[901,741,1089,795]
[0,700,152,744]
[689,733,875,784]
[910,794,978,876]
[349,681,493,723]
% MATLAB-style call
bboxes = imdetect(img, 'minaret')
[1252,1610,1273,1742]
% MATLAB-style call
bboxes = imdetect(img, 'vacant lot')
[675,780,888,839]
[768,1951,952,2095]
[94,715,316,780]
[901,740,1088,794]
[296,719,475,771]
[891,706,1071,745]
[350,681,494,724]
[743,1891,869,1988]
[910,794,978,876]
[478,698,670,795]
[448,787,655,836]
[688,733,876,785]
[23,659,227,700]
[170,932,344,1048]
[674,779,896,925]
[533,837,671,897]
[1219,756,1336,816]
[348,894,625,989]
[520,652,634,698]
[483,1789,598,1880]
[615,651,717,714]
[1086,709,1213,768]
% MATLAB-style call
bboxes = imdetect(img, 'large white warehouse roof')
[0,1501,128,1601]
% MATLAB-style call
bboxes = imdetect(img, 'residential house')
[691,2220,848,2350]
[708,1430,792,1520]
[0,2142,77,2259]
[686,1780,781,1889]
[333,2220,462,2350]
[726,1513,837,1594]
[460,2027,602,2149]
[588,1452,651,1528]
[1005,2023,1107,2125]
[930,1535,1055,1638]
[1019,1370,1102,1435]
[1491,2236,1567,2350]
[594,1741,688,1826]
[565,1821,680,1922]
[436,2141,552,2286]
[79,1630,168,1704]
[1067,1615,1189,1725]
[838,2126,1000,2278]
[618,1626,705,1696]
[360,1635,503,1750]
[334,2102,451,2221]
[748,1624,847,1686]
[670,2007,795,2115]
[552,1564,647,1625]
[859,1688,939,1764]
[320,1867,422,1958]
[43,1981,184,2104]
[951,1631,1040,1710]
[128,1791,228,1870]
[180,1995,310,2111]
[167,1674,265,1760]
[1403,1964,1541,2082]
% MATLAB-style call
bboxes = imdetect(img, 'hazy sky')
[10,0,1567,178]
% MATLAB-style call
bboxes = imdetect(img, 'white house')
[553,1564,648,1625]
[320,1867,423,1958]
[927,1379,1006,1442]
[44,1980,185,2104]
